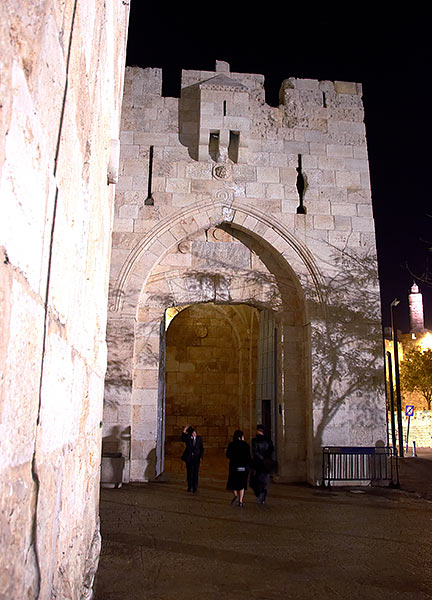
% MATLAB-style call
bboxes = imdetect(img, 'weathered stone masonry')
[105,61,387,486]
[0,2,129,598]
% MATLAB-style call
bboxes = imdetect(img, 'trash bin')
[101,452,124,488]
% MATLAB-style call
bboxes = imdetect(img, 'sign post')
[405,405,414,454]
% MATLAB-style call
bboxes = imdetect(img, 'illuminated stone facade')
[0,2,129,597]
[392,411,432,448]
[385,283,431,412]
[104,61,387,485]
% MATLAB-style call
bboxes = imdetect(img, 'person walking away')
[181,425,204,493]
[250,424,275,505]
[226,430,251,507]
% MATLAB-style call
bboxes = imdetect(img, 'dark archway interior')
[164,303,259,477]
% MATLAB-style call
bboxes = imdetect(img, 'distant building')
[409,282,425,333]
[385,283,432,410]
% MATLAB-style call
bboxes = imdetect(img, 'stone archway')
[164,302,259,477]
[104,199,325,483]
[109,198,324,316]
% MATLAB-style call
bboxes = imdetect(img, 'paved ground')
[94,452,432,600]
[398,448,432,501]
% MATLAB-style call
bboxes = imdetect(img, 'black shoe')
[192,488,197,493]
[187,488,192,492]
[230,497,238,506]
[239,502,244,507]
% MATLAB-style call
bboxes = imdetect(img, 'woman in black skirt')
[226,430,251,507]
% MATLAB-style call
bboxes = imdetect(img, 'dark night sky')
[126,6,431,332]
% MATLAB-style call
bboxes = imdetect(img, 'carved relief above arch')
[138,263,298,326]
[109,198,325,317]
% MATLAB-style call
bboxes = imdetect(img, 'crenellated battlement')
[125,60,363,108]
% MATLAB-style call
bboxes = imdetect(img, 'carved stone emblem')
[214,189,233,203]
[177,240,190,254]
[212,164,231,180]
[195,323,208,338]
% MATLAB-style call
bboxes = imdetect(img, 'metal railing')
[321,446,399,488]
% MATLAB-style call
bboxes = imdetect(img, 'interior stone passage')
[164,303,259,477]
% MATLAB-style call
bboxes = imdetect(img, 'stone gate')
[103,61,386,484]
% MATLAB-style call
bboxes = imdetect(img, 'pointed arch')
[109,198,325,317]
[105,197,326,483]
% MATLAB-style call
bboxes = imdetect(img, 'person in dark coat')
[226,430,251,507]
[181,425,204,493]
[250,424,275,505]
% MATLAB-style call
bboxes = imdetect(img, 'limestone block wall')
[391,411,432,448]
[106,61,386,484]
[385,333,432,411]
[0,2,129,598]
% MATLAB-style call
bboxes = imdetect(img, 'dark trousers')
[186,459,200,490]
[250,470,269,502]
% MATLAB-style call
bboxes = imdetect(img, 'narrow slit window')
[296,154,306,214]
[145,145,154,205]
[223,100,227,116]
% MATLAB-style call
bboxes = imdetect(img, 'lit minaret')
[408,282,425,333]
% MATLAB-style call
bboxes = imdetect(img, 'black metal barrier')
[322,446,399,488]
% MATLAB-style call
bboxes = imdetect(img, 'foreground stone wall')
[0,2,129,597]
[106,61,386,485]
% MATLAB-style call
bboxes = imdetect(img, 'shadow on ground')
[94,454,432,600]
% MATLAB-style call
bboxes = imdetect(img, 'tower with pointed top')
[409,282,425,333]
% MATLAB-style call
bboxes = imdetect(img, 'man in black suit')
[181,425,204,493]
[250,424,275,504]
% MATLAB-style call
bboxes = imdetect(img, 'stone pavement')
[94,459,432,600]
[398,448,432,501]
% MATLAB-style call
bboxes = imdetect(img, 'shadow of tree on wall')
[104,322,134,408]
[106,226,386,463]
[142,243,386,449]
[146,269,283,312]
[307,247,385,450]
